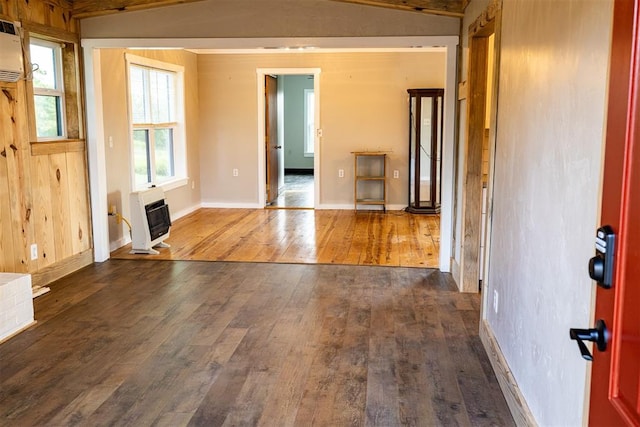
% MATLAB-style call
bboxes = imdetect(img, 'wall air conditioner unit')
[130,187,172,254]
[0,19,23,83]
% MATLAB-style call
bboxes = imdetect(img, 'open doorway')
[259,68,320,210]
[265,74,316,209]
[459,6,501,294]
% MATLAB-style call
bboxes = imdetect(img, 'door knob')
[274,145,282,149]
[569,319,608,361]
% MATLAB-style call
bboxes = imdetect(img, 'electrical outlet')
[338,169,344,178]
[393,170,399,179]
[493,289,499,314]
[30,244,38,260]
[233,168,239,177]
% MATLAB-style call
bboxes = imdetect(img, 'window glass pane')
[150,70,174,123]
[130,66,148,124]
[34,95,62,137]
[154,128,174,181]
[133,129,151,188]
[30,43,57,90]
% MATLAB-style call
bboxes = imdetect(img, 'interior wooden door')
[265,75,279,205]
[589,0,640,424]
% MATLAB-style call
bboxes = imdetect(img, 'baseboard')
[451,258,461,288]
[316,203,407,211]
[480,320,537,426]
[31,249,94,288]
[171,204,201,221]
[110,236,131,252]
[201,202,262,209]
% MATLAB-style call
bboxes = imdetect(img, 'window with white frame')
[126,54,186,190]
[30,38,66,140]
[304,88,315,157]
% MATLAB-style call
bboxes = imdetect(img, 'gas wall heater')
[0,19,23,83]
[130,187,172,255]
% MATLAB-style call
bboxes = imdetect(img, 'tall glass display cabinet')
[407,88,444,214]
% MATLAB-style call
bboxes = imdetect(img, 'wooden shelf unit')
[353,152,387,212]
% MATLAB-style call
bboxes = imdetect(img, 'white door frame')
[257,68,321,208]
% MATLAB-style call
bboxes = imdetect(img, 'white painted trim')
[109,236,131,253]
[257,68,321,208]
[170,203,201,221]
[84,48,110,263]
[201,202,263,209]
[316,203,354,210]
[438,44,457,273]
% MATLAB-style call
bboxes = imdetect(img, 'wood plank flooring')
[111,209,440,268]
[0,260,514,426]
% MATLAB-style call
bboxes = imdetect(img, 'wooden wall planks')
[0,0,92,284]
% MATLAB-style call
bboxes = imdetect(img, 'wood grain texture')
[0,0,92,285]
[328,0,465,17]
[0,259,515,426]
[111,209,440,268]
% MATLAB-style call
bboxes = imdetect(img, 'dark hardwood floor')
[0,260,514,426]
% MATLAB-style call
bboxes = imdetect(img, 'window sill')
[136,178,189,193]
[161,177,189,192]
[31,139,85,156]
[304,153,314,158]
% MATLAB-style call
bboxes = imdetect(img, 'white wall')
[481,0,613,424]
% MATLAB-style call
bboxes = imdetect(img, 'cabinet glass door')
[407,88,444,214]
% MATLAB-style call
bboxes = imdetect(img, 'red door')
[589,0,640,425]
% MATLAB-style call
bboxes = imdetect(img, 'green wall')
[283,75,314,170]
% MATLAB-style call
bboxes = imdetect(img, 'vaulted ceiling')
[69,0,467,19]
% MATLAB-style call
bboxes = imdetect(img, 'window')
[126,54,186,190]
[30,38,66,140]
[304,88,315,157]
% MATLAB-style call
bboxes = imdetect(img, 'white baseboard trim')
[201,202,262,209]
[316,203,407,211]
[171,204,201,221]
[480,320,537,426]
[109,236,131,252]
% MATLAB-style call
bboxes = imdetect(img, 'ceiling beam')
[328,0,465,18]
[71,0,207,18]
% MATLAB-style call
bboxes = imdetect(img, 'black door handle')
[569,319,608,361]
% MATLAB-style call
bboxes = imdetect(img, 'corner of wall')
[479,320,537,426]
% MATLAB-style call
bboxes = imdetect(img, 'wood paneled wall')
[0,0,92,288]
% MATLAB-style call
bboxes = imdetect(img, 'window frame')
[25,24,84,152]
[125,53,187,192]
[29,37,67,141]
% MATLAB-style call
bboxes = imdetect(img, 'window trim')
[125,53,186,192]
[24,22,84,147]
[30,37,67,141]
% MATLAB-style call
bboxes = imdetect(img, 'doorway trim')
[82,36,457,267]
[257,68,321,208]
[459,1,500,294]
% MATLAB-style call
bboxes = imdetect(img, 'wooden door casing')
[265,75,279,205]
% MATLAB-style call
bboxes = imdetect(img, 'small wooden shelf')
[353,152,387,212]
